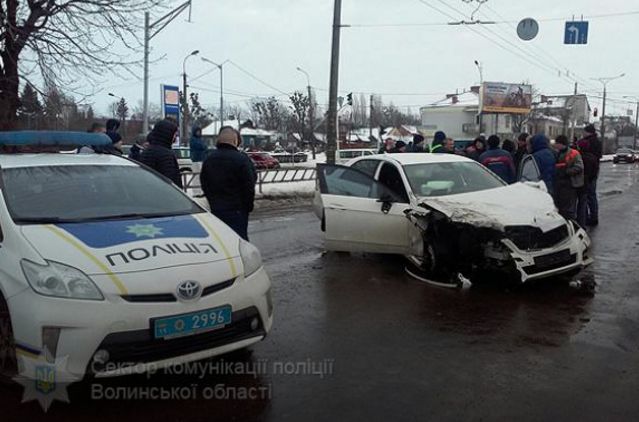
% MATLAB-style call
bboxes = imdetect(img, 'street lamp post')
[201,58,229,133]
[474,60,484,135]
[108,92,126,137]
[592,73,625,146]
[142,1,193,134]
[297,66,316,159]
[182,50,200,145]
[623,96,639,150]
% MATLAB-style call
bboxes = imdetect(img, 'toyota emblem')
[176,280,203,302]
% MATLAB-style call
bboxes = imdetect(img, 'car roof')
[360,152,474,165]
[0,153,139,169]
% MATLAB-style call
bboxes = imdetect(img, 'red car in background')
[248,152,280,170]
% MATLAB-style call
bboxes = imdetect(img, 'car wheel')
[0,294,17,381]
[406,240,444,280]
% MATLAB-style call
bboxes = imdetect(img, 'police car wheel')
[0,294,17,380]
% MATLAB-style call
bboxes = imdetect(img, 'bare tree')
[0,0,166,129]
[289,90,310,146]
[251,96,289,131]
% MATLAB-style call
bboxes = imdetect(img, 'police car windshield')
[2,165,202,224]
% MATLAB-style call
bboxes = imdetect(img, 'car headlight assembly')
[239,239,263,278]
[21,259,104,301]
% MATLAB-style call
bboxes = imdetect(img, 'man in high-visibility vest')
[429,131,447,153]
[553,135,584,224]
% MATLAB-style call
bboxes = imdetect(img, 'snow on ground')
[601,154,615,163]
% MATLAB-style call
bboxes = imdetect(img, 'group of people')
[378,124,603,228]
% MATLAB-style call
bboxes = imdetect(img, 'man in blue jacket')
[189,126,208,163]
[529,134,556,195]
[479,135,516,183]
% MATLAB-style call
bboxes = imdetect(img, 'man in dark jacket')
[189,126,208,163]
[406,134,425,152]
[479,135,516,183]
[529,134,556,195]
[139,119,182,188]
[200,126,256,241]
[576,124,602,226]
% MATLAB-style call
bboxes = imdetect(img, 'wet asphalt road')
[2,162,639,421]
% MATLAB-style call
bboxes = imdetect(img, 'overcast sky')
[93,0,639,119]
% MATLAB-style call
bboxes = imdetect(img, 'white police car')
[0,132,272,379]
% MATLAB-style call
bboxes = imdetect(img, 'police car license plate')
[152,305,232,339]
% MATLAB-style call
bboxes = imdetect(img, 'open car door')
[316,164,412,254]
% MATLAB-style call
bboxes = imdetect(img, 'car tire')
[0,293,17,382]
[406,240,445,281]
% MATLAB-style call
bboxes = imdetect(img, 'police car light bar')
[0,131,111,146]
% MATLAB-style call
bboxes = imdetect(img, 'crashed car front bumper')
[496,222,593,282]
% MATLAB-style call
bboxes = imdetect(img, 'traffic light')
[347,93,353,106]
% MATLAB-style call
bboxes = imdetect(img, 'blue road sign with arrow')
[564,21,589,44]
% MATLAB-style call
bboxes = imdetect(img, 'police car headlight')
[239,239,262,277]
[21,260,104,300]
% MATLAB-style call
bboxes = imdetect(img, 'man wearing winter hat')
[576,124,603,226]
[139,119,182,188]
[200,126,256,241]
[429,131,447,153]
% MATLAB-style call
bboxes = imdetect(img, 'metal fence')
[182,167,317,194]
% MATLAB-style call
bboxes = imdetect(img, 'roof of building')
[424,91,479,109]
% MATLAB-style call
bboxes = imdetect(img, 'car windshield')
[617,149,632,154]
[403,161,506,197]
[2,165,202,224]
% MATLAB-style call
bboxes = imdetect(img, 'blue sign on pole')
[564,21,589,45]
[161,84,181,125]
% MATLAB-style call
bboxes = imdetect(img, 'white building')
[420,89,516,141]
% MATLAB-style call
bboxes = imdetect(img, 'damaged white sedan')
[313,153,593,285]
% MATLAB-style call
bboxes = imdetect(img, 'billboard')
[161,84,180,124]
[481,82,532,114]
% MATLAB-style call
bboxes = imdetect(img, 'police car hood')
[20,214,240,275]
[417,182,565,232]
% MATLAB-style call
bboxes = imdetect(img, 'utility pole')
[202,58,229,133]
[181,50,199,145]
[326,0,342,165]
[296,66,316,159]
[474,60,484,135]
[623,95,639,150]
[369,94,374,143]
[142,1,192,134]
[569,82,578,142]
[592,73,625,148]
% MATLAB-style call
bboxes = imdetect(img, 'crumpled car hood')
[417,182,565,232]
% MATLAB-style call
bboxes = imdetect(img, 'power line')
[226,60,290,96]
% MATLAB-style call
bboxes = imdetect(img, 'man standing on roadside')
[139,119,182,188]
[200,126,256,241]
[576,124,603,226]
[553,135,584,222]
